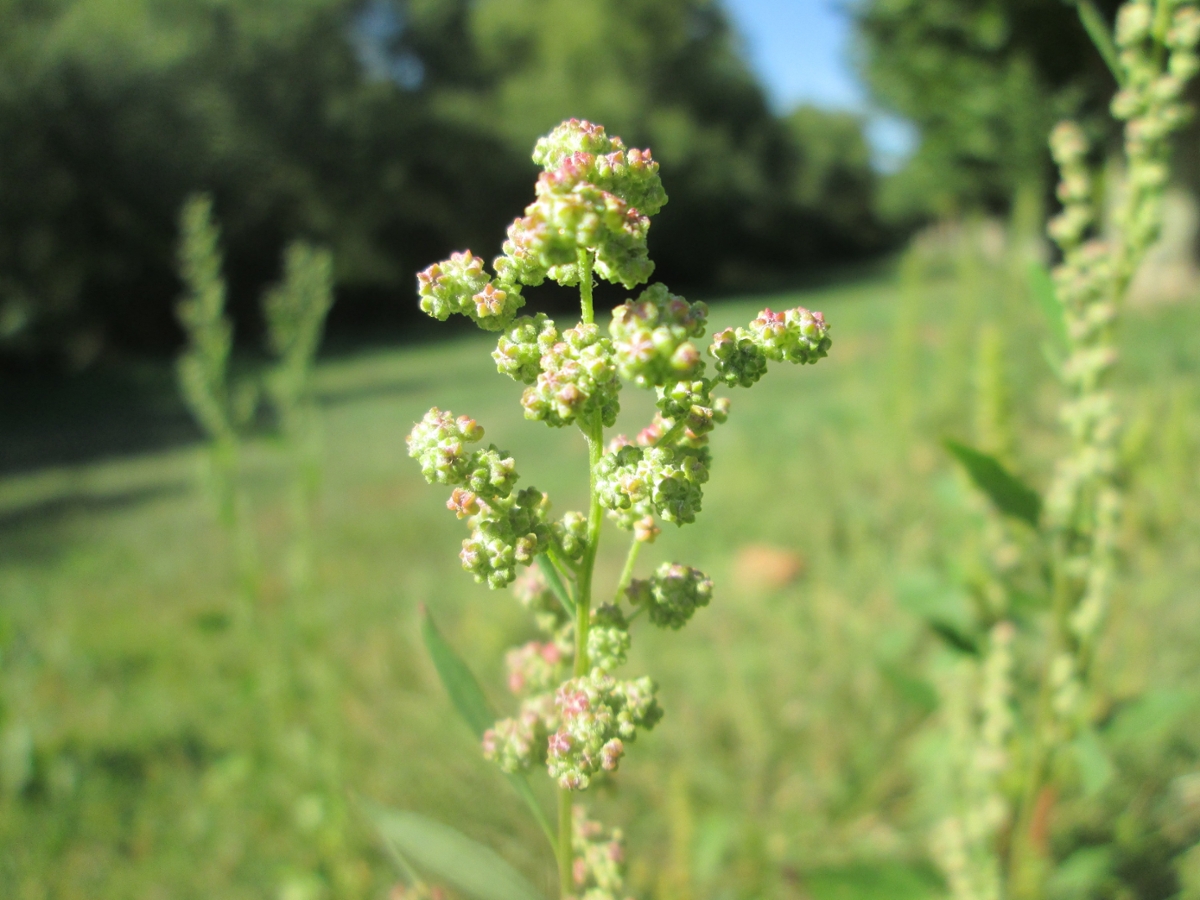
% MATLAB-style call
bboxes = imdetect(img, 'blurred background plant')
[2,0,1200,898]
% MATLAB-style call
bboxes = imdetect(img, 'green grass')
[2,262,1199,899]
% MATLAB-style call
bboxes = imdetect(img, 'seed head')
[626,562,713,630]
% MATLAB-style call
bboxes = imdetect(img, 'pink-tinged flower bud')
[447,488,480,518]
[633,515,660,543]
[600,739,624,770]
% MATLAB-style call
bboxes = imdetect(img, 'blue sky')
[720,0,916,168]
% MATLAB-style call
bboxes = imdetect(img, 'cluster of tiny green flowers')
[409,120,833,888]
[596,441,711,527]
[568,806,633,900]
[417,250,525,332]
[609,284,707,388]
[625,563,713,630]
[407,408,552,588]
[497,120,666,290]
[708,306,831,387]
[521,324,621,428]
[547,672,663,790]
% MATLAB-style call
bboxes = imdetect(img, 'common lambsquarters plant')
[376,119,831,900]
[932,1,1200,897]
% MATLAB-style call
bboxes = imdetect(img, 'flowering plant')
[377,119,831,899]
[931,1,1200,897]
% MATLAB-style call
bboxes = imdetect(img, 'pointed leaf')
[367,805,547,900]
[536,554,575,617]
[1076,0,1124,86]
[929,621,981,657]
[421,606,493,737]
[420,607,557,851]
[945,440,1041,527]
[1028,262,1069,354]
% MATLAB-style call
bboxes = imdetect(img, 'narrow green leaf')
[536,553,575,617]
[420,607,557,852]
[367,804,548,900]
[421,606,493,737]
[929,621,981,657]
[1076,0,1124,85]
[1027,261,1069,354]
[945,440,1042,527]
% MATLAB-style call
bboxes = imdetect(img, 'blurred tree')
[0,0,887,364]
[0,0,526,362]
[855,0,1123,222]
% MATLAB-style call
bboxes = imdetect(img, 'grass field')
[2,258,1199,900]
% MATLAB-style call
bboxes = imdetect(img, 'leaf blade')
[1027,261,1069,354]
[536,553,575,617]
[420,606,557,852]
[421,605,494,737]
[367,804,548,900]
[944,439,1042,527]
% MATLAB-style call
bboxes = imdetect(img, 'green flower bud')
[1169,7,1200,50]
[547,672,662,790]
[569,806,630,900]
[609,283,708,388]
[512,567,569,633]
[483,694,556,773]
[1115,2,1153,48]
[493,313,559,384]
[506,640,567,696]
[522,324,621,428]
[626,562,713,629]
[656,378,724,442]
[554,510,590,562]
[416,250,524,331]
[532,119,668,216]
[588,604,630,674]
[533,119,621,171]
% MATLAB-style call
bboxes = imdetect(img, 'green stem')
[614,536,643,606]
[557,263,604,896]
[578,249,595,325]
[1008,535,1073,897]
[558,788,573,898]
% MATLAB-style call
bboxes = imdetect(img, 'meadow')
[2,249,1199,900]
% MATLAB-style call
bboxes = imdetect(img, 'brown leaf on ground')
[733,544,805,593]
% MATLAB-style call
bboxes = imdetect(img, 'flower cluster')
[497,119,667,290]
[625,562,713,630]
[568,806,633,900]
[547,672,662,790]
[409,119,833,898]
[708,306,831,387]
[596,442,711,527]
[407,409,551,588]
[609,284,708,388]
[521,324,621,428]
[416,250,524,332]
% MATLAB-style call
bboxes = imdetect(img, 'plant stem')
[578,249,595,325]
[558,259,603,898]
[558,788,573,898]
[615,537,642,605]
